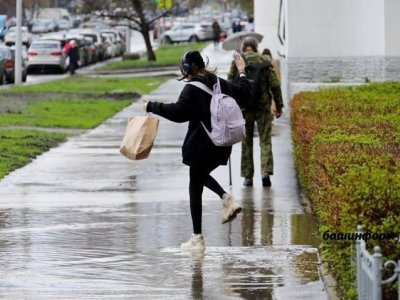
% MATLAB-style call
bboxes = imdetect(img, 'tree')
[230,0,253,16]
[80,0,108,13]
[83,0,188,61]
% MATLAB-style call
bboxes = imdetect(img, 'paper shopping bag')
[120,116,159,160]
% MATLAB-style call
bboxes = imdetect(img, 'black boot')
[262,175,271,187]
[243,178,253,186]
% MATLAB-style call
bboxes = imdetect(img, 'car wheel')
[164,36,172,44]
[8,75,14,84]
[0,72,4,85]
[189,35,199,43]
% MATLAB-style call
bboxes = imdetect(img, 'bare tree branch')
[83,0,188,61]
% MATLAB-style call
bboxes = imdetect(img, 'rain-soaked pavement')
[0,44,328,299]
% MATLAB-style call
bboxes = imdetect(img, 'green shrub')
[291,82,400,299]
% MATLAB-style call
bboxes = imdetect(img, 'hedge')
[291,82,400,299]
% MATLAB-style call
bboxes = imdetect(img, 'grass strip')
[0,129,67,179]
[95,42,209,71]
[2,76,169,95]
[0,75,169,180]
[0,99,131,129]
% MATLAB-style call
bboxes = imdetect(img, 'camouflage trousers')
[241,111,273,179]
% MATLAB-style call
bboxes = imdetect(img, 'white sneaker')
[221,193,242,224]
[180,234,205,252]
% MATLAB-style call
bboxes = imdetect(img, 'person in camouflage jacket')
[227,37,284,187]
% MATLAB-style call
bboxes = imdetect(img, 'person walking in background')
[262,48,281,82]
[212,20,221,49]
[232,20,241,33]
[143,51,251,252]
[62,40,71,56]
[244,16,255,32]
[219,30,228,43]
[262,48,281,117]
[228,37,283,187]
[67,39,79,75]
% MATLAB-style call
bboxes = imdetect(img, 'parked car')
[0,50,6,85]
[43,19,57,32]
[31,19,48,34]
[100,29,125,56]
[4,26,33,46]
[161,23,213,43]
[101,32,117,58]
[0,15,8,42]
[69,29,107,61]
[57,19,72,31]
[83,36,97,64]
[65,34,90,66]
[27,39,67,73]
[0,45,28,83]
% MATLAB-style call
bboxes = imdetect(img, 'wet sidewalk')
[0,44,328,299]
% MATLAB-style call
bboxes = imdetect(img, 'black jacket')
[69,47,80,64]
[146,74,251,166]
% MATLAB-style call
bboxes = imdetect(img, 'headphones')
[181,51,193,75]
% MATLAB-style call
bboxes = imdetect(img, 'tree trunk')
[142,30,156,61]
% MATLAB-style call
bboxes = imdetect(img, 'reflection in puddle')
[240,188,320,248]
[0,203,316,299]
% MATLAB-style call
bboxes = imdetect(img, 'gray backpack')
[188,77,246,147]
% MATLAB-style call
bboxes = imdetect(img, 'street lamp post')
[15,0,22,85]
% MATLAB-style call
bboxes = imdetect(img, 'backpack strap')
[186,78,221,137]
[187,77,223,95]
[186,81,213,95]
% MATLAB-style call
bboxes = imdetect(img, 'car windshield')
[31,42,60,49]
[7,27,27,33]
[83,34,97,43]
[0,48,10,58]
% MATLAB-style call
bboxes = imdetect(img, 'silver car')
[161,23,213,43]
[4,26,32,46]
[0,45,28,83]
[27,39,67,73]
[31,19,48,34]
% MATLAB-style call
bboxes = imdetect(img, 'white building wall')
[385,0,400,56]
[286,0,385,58]
[253,0,400,101]
[254,0,282,58]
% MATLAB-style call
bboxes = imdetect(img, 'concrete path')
[0,44,329,299]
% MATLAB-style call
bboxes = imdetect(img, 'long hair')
[241,37,258,53]
[262,48,272,59]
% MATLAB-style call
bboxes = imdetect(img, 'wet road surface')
[0,45,327,299]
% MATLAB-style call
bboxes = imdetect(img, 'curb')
[319,265,341,300]
[92,66,178,75]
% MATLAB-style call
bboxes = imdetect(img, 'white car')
[161,23,213,44]
[100,29,125,56]
[57,19,72,31]
[27,39,67,73]
[4,26,32,46]
[31,20,48,34]
[101,32,117,58]
[69,29,107,61]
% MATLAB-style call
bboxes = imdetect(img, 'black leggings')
[189,162,226,234]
